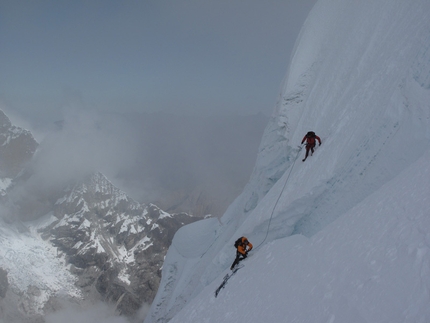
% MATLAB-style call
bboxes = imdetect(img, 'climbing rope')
[197,144,304,259]
[253,144,304,250]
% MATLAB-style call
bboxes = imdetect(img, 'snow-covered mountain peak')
[145,1,430,322]
[0,111,206,321]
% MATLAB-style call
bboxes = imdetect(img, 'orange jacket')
[237,237,253,255]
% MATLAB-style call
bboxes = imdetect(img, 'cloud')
[6,107,140,220]
[43,300,151,323]
[2,98,269,221]
[32,108,138,186]
[0,0,317,121]
[44,302,130,323]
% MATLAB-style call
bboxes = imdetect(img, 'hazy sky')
[0,0,316,128]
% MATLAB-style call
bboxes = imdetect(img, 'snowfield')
[145,0,430,322]
[169,150,430,323]
[1,0,429,322]
[0,215,81,314]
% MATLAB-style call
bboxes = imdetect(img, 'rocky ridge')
[0,110,37,195]
[41,172,200,316]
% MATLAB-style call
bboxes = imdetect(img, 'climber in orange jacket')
[230,237,253,270]
[301,131,321,162]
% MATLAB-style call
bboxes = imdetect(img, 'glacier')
[145,0,430,322]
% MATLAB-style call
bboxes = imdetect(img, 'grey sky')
[0,0,316,128]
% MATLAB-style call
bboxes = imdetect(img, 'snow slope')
[0,216,81,314]
[169,149,430,323]
[145,0,430,322]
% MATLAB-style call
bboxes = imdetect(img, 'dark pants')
[231,251,247,269]
[303,143,316,160]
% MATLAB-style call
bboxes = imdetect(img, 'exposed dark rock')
[37,172,204,319]
[0,110,38,179]
[0,109,209,321]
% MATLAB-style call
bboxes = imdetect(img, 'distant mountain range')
[0,110,204,322]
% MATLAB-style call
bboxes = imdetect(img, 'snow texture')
[145,0,430,322]
[170,150,430,323]
[0,215,81,314]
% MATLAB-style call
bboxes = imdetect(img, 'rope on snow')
[253,144,304,250]
[197,144,304,258]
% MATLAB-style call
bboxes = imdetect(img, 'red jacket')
[301,134,321,146]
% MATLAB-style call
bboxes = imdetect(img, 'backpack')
[306,131,316,138]
[234,237,243,248]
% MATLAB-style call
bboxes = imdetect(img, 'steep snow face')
[145,0,430,322]
[169,150,430,323]
[249,0,430,239]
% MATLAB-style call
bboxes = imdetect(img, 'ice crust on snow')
[0,216,81,313]
[145,0,430,322]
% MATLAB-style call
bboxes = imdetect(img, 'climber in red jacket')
[301,131,321,162]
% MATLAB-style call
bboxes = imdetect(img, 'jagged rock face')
[0,110,38,180]
[40,172,201,316]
